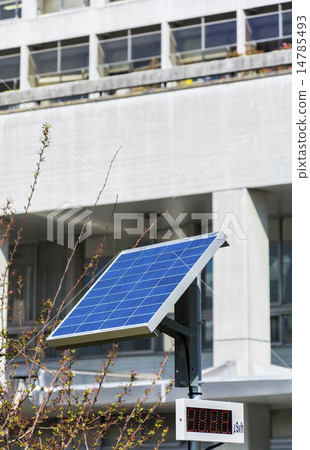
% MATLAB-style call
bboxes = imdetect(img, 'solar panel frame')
[47,231,227,349]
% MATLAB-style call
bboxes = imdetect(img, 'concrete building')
[0,1,292,449]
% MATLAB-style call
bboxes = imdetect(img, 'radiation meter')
[176,399,244,444]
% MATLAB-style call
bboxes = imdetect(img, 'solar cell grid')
[48,232,226,348]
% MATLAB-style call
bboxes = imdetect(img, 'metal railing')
[245,8,292,52]
[28,42,89,87]
[0,50,292,110]
[98,30,161,76]
[170,19,237,65]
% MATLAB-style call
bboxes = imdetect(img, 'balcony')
[98,27,161,76]
[28,39,89,87]
[170,14,237,65]
[245,2,292,53]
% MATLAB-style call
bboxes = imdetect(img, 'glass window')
[201,260,213,310]
[201,261,213,352]
[172,26,201,53]
[245,4,292,53]
[283,314,292,344]
[0,50,20,92]
[269,219,292,305]
[63,0,86,8]
[28,39,89,87]
[271,315,280,343]
[269,242,280,303]
[61,44,89,71]
[269,217,292,347]
[170,15,237,65]
[39,0,89,14]
[9,244,36,323]
[281,2,292,11]
[29,49,58,75]
[205,21,236,48]
[100,38,128,65]
[41,0,59,13]
[282,241,292,304]
[282,11,292,36]
[131,33,161,61]
[202,318,213,350]
[247,14,279,41]
[0,1,21,20]
[36,242,69,318]
[98,27,161,76]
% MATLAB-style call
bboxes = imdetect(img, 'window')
[8,242,80,325]
[170,13,237,65]
[0,0,21,20]
[8,240,85,358]
[245,3,292,53]
[269,217,292,346]
[38,0,89,15]
[28,38,89,87]
[97,26,161,76]
[201,261,213,350]
[0,48,20,92]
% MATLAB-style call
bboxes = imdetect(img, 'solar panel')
[47,231,227,349]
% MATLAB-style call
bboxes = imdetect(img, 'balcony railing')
[28,42,89,87]
[170,19,237,65]
[245,5,292,53]
[98,30,161,76]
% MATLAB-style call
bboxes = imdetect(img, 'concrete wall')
[0,73,291,213]
[0,0,284,51]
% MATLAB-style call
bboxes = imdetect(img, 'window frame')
[28,39,89,87]
[169,14,237,65]
[245,3,292,50]
[0,0,21,21]
[0,49,20,92]
[37,0,89,15]
[269,216,292,346]
[97,27,161,77]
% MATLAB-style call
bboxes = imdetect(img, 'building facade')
[0,1,292,449]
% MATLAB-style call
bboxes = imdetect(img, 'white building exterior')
[0,1,292,449]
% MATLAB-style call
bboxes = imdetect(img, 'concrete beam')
[0,50,292,106]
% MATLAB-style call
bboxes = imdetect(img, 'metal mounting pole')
[174,277,202,450]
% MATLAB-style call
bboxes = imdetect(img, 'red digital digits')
[198,408,207,432]
[187,408,196,432]
[186,407,232,434]
[221,410,231,434]
[209,410,219,433]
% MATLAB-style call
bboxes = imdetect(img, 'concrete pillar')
[20,0,35,92]
[89,34,100,80]
[236,1,246,55]
[212,188,271,376]
[161,21,173,69]
[0,237,8,385]
[93,0,107,7]
[20,44,31,90]
[22,0,38,20]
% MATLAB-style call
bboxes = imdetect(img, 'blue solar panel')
[47,232,226,349]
